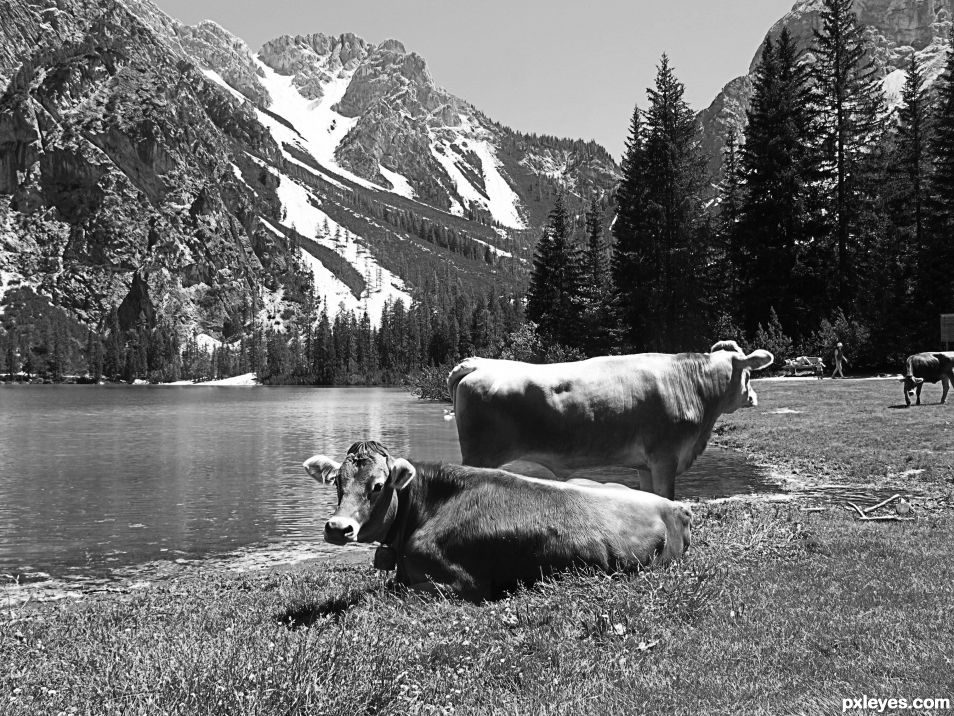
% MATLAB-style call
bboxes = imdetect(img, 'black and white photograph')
[1,0,953,712]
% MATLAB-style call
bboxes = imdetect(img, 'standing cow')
[446,341,773,500]
[901,352,954,406]
[304,441,691,602]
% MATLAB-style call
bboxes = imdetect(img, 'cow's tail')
[446,357,482,415]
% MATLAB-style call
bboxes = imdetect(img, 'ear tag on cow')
[373,545,397,571]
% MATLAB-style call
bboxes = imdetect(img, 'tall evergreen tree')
[871,52,932,354]
[811,0,884,306]
[897,53,929,255]
[611,103,651,348]
[584,194,611,297]
[526,192,584,348]
[580,194,612,353]
[924,28,954,342]
[734,29,821,339]
[613,55,709,351]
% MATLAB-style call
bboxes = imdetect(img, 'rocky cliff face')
[0,0,618,344]
[699,0,954,187]
[0,0,303,335]
[253,32,619,229]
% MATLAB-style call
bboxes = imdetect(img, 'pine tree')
[734,29,821,339]
[580,194,612,354]
[897,53,929,255]
[612,103,651,348]
[613,55,709,351]
[718,130,743,233]
[811,0,884,306]
[583,195,610,299]
[924,28,954,342]
[874,51,931,353]
[526,192,584,349]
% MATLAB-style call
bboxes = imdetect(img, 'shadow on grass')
[275,585,377,629]
[889,402,948,409]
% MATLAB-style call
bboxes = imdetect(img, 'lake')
[0,385,776,584]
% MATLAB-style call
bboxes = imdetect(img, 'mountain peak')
[378,38,407,55]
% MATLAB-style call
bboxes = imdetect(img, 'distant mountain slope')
[699,0,954,186]
[0,0,619,341]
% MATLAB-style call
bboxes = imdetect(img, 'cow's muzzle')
[324,517,360,545]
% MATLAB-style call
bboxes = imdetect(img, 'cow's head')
[711,340,774,412]
[901,375,924,401]
[304,441,416,546]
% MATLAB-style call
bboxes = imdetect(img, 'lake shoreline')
[4,379,953,712]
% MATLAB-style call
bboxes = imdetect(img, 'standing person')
[831,342,849,378]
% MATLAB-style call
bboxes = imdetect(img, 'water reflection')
[0,385,772,579]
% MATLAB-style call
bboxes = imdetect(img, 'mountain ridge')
[0,0,619,346]
[699,0,954,185]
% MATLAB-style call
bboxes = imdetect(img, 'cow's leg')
[916,383,923,405]
[942,375,950,404]
[650,459,678,501]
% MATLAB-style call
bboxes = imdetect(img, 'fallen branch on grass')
[863,494,902,514]
[845,502,866,519]
[843,500,915,522]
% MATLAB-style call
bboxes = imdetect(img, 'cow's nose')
[324,517,358,544]
[747,393,758,407]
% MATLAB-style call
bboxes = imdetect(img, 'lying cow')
[304,441,692,602]
[901,352,954,406]
[446,341,773,500]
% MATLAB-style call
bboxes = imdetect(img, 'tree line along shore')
[4,0,954,387]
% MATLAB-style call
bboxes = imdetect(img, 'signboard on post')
[941,314,954,349]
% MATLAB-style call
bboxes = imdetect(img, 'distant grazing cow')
[446,341,773,500]
[901,352,954,406]
[304,441,692,602]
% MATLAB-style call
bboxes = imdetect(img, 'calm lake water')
[0,385,775,582]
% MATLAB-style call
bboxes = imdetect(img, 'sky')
[152,0,797,159]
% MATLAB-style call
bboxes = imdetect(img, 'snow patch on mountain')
[427,117,526,229]
[267,169,411,323]
[195,333,223,352]
[379,165,416,198]
[200,68,249,104]
[253,56,386,192]
[882,67,908,109]
[468,137,526,229]
[471,236,513,259]
[0,269,23,303]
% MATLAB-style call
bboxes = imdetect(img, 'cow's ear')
[389,458,417,491]
[736,349,774,371]
[303,455,340,483]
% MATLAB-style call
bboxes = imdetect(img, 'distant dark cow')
[304,441,692,602]
[446,341,773,500]
[901,352,954,406]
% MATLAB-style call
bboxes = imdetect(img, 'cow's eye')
[371,482,384,493]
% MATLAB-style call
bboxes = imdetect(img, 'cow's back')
[452,355,728,471]
[397,465,689,599]
[907,352,954,382]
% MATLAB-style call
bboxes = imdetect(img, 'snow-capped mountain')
[699,0,954,185]
[0,0,618,339]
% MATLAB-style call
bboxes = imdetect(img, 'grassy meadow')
[3,378,953,715]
